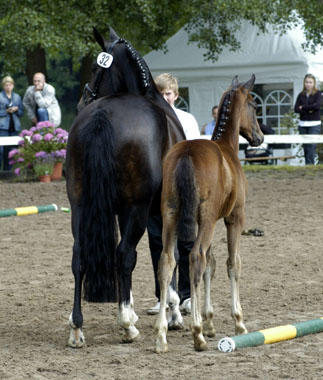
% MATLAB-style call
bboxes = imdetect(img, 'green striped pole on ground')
[0,204,58,218]
[218,317,323,352]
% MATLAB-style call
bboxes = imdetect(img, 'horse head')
[78,27,153,112]
[233,74,264,146]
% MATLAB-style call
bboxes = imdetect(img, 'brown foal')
[155,75,264,352]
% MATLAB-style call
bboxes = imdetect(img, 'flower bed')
[9,121,68,179]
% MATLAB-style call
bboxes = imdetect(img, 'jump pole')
[218,317,323,352]
[0,204,57,218]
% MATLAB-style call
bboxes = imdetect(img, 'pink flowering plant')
[9,121,68,178]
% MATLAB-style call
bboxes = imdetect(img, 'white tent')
[144,20,323,129]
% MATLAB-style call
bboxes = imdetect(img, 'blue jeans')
[36,108,49,122]
[298,124,321,165]
[0,129,19,171]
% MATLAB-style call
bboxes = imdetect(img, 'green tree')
[185,0,323,61]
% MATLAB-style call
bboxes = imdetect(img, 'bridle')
[82,38,124,104]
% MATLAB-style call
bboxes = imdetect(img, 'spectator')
[203,105,219,135]
[0,76,24,170]
[294,73,322,165]
[147,73,200,316]
[23,72,61,127]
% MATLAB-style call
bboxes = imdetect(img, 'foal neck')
[211,90,242,152]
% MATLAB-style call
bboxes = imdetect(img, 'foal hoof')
[156,340,168,354]
[235,323,248,335]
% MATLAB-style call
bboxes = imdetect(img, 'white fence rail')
[2,135,323,146]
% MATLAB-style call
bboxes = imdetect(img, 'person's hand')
[299,105,302,109]
[32,117,37,125]
[7,106,18,113]
[34,83,43,91]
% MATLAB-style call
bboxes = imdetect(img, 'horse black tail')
[174,154,198,241]
[79,108,118,303]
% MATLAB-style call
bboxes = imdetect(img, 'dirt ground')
[0,169,323,380]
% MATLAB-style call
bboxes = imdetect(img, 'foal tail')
[79,108,118,303]
[174,154,198,241]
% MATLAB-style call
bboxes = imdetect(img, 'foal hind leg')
[117,206,148,343]
[190,225,214,351]
[68,205,85,348]
[202,246,216,337]
[225,210,248,335]
[155,215,177,353]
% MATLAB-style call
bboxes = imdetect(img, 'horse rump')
[79,108,119,303]
[174,154,198,241]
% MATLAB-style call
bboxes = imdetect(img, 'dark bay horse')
[155,75,264,353]
[66,27,185,347]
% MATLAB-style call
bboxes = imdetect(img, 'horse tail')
[79,108,118,303]
[174,154,198,241]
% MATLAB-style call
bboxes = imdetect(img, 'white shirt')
[173,107,200,140]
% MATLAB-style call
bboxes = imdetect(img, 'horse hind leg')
[118,291,140,343]
[202,245,216,338]
[167,285,184,331]
[68,205,85,348]
[225,212,248,335]
[117,205,148,343]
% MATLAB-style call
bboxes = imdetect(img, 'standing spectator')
[146,73,200,315]
[23,72,61,127]
[294,73,322,165]
[0,76,24,170]
[203,105,219,135]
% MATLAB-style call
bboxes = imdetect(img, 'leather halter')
[82,38,124,104]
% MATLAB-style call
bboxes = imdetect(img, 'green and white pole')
[0,204,57,218]
[218,317,323,352]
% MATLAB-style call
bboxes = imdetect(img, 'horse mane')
[211,88,234,141]
[122,39,152,91]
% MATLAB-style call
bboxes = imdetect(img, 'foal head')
[212,75,263,147]
[78,27,153,111]
[233,75,263,146]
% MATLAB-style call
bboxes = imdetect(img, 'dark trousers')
[147,214,192,303]
[0,129,18,171]
[298,125,321,165]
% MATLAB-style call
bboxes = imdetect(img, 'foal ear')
[109,26,120,41]
[242,74,256,91]
[232,75,239,89]
[93,27,106,51]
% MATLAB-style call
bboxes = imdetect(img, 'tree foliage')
[185,0,323,61]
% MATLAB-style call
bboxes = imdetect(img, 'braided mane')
[211,89,233,141]
[123,39,152,90]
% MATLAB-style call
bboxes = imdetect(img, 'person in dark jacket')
[294,74,322,165]
[0,76,24,170]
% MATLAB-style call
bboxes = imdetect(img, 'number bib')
[97,52,114,68]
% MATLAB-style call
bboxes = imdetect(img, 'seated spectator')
[23,72,61,127]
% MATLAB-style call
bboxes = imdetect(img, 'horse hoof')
[203,324,216,337]
[235,324,248,335]
[156,341,168,354]
[68,328,85,348]
[194,341,208,352]
[122,326,140,343]
[168,320,184,330]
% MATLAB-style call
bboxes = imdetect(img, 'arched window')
[263,90,293,134]
[251,92,264,123]
[175,96,189,112]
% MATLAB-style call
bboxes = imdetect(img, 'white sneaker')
[147,301,169,315]
[180,298,191,315]
[147,301,160,315]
